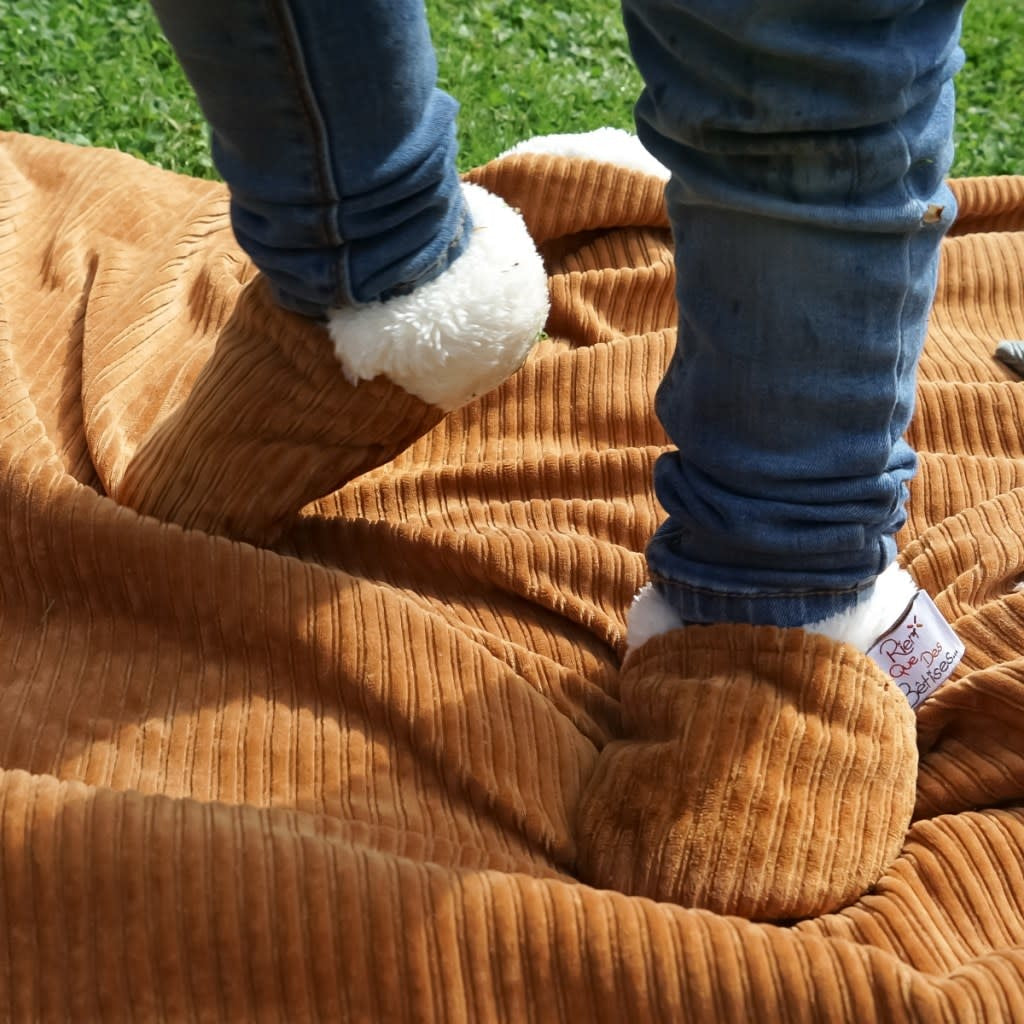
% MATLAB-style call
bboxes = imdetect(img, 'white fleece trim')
[626,583,685,651]
[502,128,670,181]
[327,182,549,411]
[803,563,918,652]
[625,563,919,656]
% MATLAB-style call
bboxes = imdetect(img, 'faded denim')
[149,0,470,317]
[621,0,965,625]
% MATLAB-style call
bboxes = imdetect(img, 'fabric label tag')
[865,589,965,709]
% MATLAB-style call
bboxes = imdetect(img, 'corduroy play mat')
[2,130,1024,1020]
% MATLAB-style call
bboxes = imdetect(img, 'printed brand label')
[865,589,965,709]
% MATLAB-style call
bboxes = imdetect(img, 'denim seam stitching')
[267,0,344,258]
[648,573,875,601]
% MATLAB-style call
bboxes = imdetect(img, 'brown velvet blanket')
[2,130,1024,1020]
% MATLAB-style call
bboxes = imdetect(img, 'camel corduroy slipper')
[575,621,919,921]
[575,564,964,920]
[115,182,548,544]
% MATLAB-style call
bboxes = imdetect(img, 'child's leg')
[573,0,966,921]
[621,0,964,629]
[120,1,548,543]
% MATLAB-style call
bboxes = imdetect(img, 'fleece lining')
[328,182,549,411]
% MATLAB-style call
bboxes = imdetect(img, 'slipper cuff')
[328,182,549,412]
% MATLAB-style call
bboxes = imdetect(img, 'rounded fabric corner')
[575,624,917,921]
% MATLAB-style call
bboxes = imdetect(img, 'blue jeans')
[623,0,965,626]
[153,0,964,627]
[148,0,470,318]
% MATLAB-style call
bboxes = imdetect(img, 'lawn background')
[0,0,1020,180]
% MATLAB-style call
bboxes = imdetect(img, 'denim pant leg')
[149,0,470,317]
[621,0,965,626]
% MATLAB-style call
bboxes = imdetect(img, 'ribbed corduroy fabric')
[2,131,1024,1020]
[576,626,917,921]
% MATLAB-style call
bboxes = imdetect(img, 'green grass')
[0,0,1020,180]
[430,1,640,166]
[953,2,1024,177]
[0,1,214,177]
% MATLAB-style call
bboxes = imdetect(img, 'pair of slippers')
[113,134,958,922]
